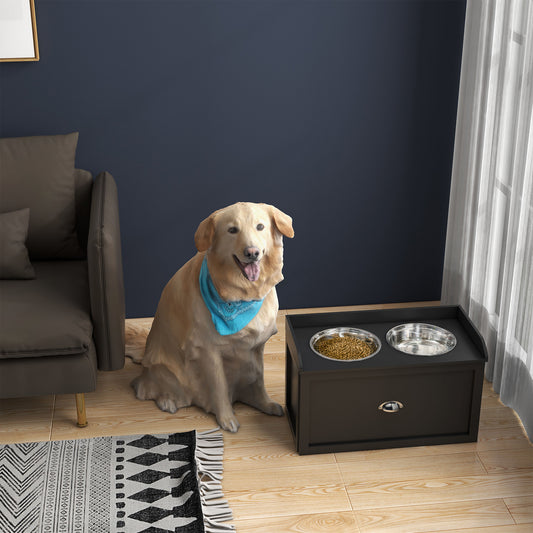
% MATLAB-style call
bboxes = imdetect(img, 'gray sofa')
[0,132,125,426]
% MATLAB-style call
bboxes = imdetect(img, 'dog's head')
[194,202,294,301]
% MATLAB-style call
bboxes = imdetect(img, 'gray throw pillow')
[0,132,83,259]
[0,208,35,279]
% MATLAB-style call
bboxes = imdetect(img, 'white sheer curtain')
[442,0,532,439]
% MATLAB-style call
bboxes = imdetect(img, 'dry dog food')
[313,335,377,360]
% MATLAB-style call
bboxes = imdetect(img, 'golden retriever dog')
[129,202,294,432]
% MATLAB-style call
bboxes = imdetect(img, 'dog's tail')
[125,321,150,364]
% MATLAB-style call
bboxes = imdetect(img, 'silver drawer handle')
[378,401,404,413]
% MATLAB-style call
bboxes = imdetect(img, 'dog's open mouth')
[233,255,261,282]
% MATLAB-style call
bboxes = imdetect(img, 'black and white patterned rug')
[0,429,234,533]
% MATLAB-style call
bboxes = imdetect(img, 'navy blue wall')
[0,0,465,318]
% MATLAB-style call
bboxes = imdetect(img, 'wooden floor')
[1,302,532,533]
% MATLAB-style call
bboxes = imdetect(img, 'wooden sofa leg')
[75,393,88,428]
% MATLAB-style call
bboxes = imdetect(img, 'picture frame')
[0,0,40,62]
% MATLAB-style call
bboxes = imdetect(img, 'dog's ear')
[268,205,294,238]
[194,214,216,252]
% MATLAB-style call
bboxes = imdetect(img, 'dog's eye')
[256,223,265,231]
[228,227,239,234]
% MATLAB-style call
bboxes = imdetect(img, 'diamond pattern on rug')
[114,432,202,533]
[128,469,171,485]
[128,436,168,450]
[128,452,167,466]
[129,488,170,504]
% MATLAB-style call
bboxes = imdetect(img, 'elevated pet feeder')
[285,305,487,455]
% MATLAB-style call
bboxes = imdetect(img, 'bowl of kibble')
[309,327,381,362]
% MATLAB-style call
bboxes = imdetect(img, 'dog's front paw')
[217,413,240,433]
[156,395,179,414]
[264,401,284,417]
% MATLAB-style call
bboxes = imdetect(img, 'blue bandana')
[199,257,264,336]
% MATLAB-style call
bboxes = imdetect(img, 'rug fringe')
[195,428,235,532]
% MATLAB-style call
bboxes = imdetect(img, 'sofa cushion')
[0,132,83,259]
[0,346,98,399]
[0,261,93,359]
[0,208,35,279]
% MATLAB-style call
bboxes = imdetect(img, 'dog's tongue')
[244,262,260,282]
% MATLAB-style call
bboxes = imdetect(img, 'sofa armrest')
[88,171,125,370]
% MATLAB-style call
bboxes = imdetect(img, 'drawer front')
[305,368,475,447]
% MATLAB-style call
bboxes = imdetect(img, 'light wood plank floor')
[1,302,532,532]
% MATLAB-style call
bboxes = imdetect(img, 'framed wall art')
[0,0,39,62]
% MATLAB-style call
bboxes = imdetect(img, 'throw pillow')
[0,208,35,279]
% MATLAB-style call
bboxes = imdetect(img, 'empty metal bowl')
[310,327,381,362]
[386,323,457,356]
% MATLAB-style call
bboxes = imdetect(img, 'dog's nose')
[243,246,260,261]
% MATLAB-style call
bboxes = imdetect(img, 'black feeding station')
[285,305,487,455]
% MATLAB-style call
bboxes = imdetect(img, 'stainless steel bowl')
[386,323,457,356]
[309,327,381,362]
